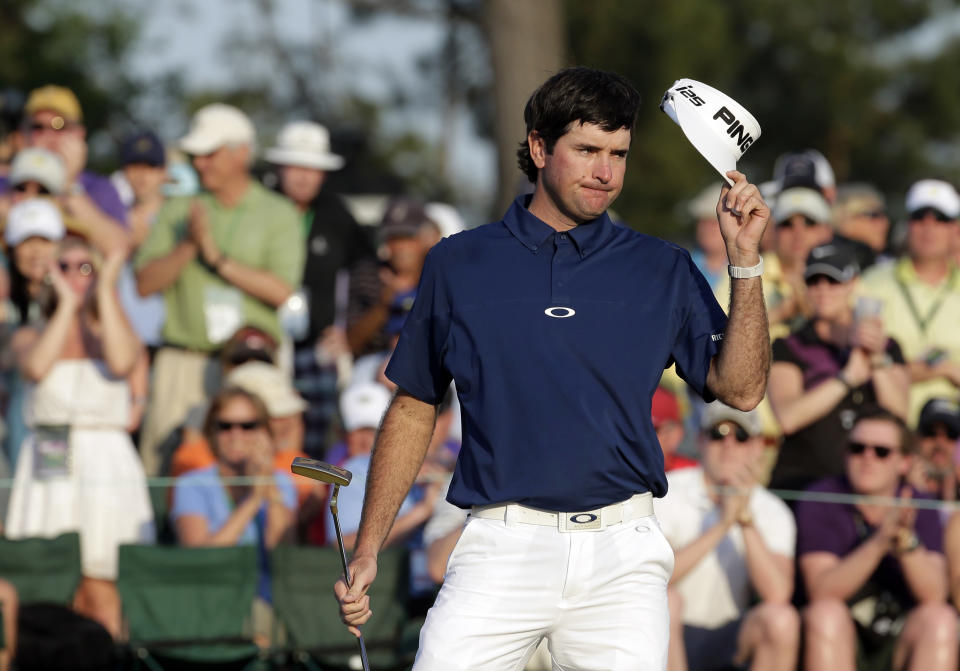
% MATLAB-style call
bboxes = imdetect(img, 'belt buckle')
[558,508,605,532]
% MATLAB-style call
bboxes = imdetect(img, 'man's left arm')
[705,171,770,410]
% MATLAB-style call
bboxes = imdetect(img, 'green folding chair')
[271,544,414,670]
[0,532,82,604]
[117,544,265,670]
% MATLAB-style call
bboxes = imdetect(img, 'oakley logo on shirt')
[545,307,576,318]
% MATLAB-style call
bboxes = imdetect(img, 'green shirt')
[135,181,305,351]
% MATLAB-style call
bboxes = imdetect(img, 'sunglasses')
[216,419,262,432]
[920,425,960,441]
[855,209,886,220]
[27,116,77,133]
[908,207,953,223]
[805,274,841,287]
[708,424,750,443]
[847,442,897,459]
[777,216,819,230]
[58,260,93,276]
[13,182,52,195]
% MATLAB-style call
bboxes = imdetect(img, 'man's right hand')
[334,554,378,637]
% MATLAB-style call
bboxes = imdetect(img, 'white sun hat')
[265,121,344,171]
[660,78,761,186]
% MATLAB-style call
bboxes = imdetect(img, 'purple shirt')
[0,170,127,227]
[796,475,943,605]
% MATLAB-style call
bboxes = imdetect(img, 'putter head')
[291,457,353,487]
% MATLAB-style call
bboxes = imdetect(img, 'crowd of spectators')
[0,82,960,671]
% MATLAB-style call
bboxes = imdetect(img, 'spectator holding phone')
[860,179,960,425]
[768,243,908,491]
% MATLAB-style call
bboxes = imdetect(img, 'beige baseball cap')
[660,78,761,186]
[179,103,256,156]
[225,362,307,418]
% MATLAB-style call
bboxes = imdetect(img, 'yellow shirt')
[859,257,960,425]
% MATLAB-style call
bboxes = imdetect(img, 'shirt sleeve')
[135,198,187,268]
[82,173,128,227]
[384,245,453,404]
[887,337,906,365]
[669,250,728,398]
[170,474,211,521]
[772,336,800,365]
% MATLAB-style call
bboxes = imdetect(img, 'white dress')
[5,359,156,580]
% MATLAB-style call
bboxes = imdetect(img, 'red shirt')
[665,454,699,472]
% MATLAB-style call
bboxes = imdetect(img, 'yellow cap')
[25,85,82,123]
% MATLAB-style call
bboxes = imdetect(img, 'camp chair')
[271,544,414,670]
[0,532,82,604]
[117,544,266,671]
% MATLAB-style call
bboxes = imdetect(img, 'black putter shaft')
[291,457,371,671]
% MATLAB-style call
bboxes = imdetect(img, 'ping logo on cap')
[713,107,755,152]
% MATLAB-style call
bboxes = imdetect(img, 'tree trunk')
[484,0,565,215]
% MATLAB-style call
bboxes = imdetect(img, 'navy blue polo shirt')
[385,195,727,510]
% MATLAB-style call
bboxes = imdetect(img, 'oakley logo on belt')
[561,511,603,531]
[545,307,576,318]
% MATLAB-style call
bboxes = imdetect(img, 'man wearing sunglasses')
[860,179,960,425]
[797,406,956,671]
[9,85,129,255]
[655,401,798,671]
[907,397,960,502]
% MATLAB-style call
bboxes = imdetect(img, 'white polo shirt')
[654,467,796,628]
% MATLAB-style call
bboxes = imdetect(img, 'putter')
[291,457,371,671]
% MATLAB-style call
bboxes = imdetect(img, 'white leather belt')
[471,492,654,532]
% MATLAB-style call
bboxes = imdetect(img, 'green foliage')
[564,0,960,241]
[0,0,141,172]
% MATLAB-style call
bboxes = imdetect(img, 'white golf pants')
[413,511,674,670]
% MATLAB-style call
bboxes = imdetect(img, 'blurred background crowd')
[1,1,960,670]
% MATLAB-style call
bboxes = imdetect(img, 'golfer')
[337,67,770,670]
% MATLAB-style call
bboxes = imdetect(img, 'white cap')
[340,382,391,432]
[10,148,66,195]
[660,78,761,186]
[264,121,344,171]
[905,179,960,219]
[179,103,256,156]
[225,361,308,418]
[425,202,467,238]
[4,198,66,246]
[773,187,831,224]
[701,401,762,437]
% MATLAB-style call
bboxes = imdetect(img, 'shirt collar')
[502,194,616,258]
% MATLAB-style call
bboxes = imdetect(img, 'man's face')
[123,163,168,203]
[775,214,831,265]
[191,145,249,192]
[917,421,958,475]
[346,427,376,457]
[907,209,958,264]
[701,421,763,485]
[839,203,889,253]
[532,122,630,225]
[25,109,84,153]
[384,235,428,275]
[845,418,907,496]
[279,164,325,206]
